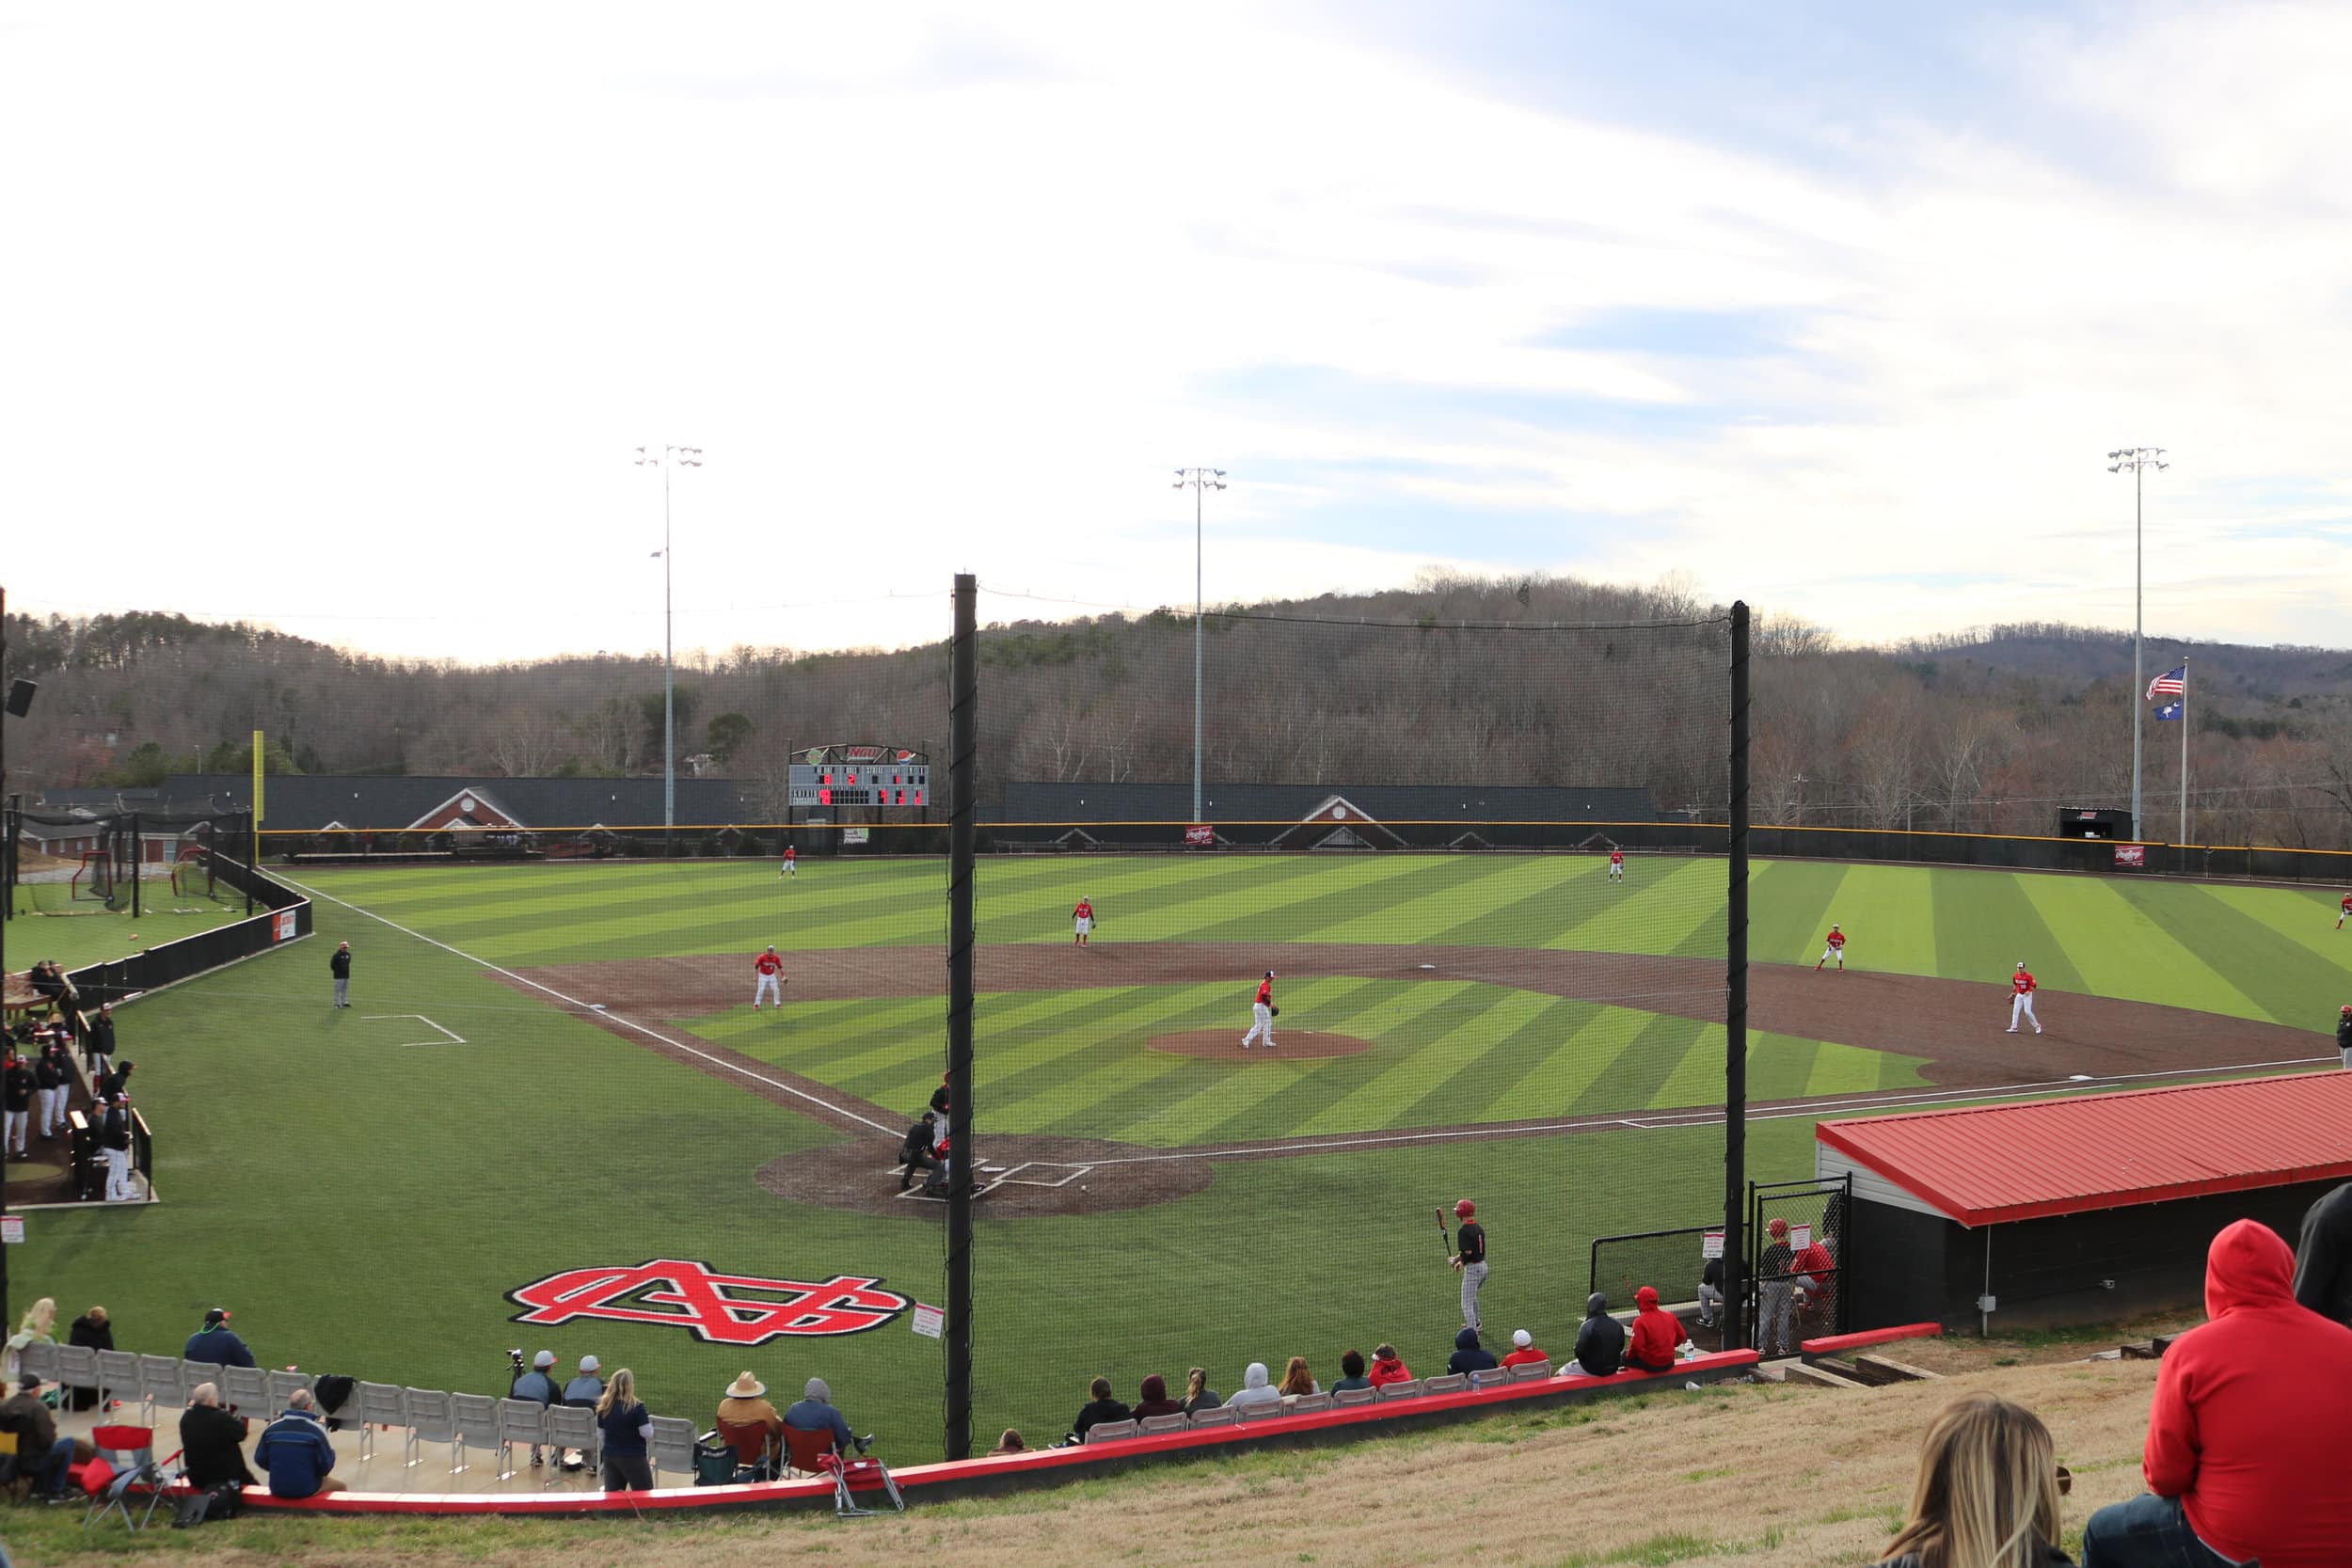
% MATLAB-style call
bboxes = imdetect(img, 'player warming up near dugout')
[1241,971,1277,1050]
[1450,1199,1487,1332]
[2007,962,2042,1035]
[1072,896,1094,947]
[1815,925,1846,973]
[1607,847,1625,882]
[753,946,788,1009]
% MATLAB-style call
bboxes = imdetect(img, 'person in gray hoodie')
[1226,1361,1281,1413]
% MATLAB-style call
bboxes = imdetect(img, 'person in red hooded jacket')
[1624,1286,1686,1373]
[2081,1219,2352,1568]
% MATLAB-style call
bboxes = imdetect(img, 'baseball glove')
[1269,1006,1279,1017]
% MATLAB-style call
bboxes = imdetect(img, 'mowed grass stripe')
[1473,1004,1653,1119]
[1390,994,1588,1128]
[1807,864,1940,976]
[983,1041,1199,1132]
[2114,881,2344,1027]
[830,987,1164,1094]
[1425,856,1650,948]
[1292,987,1532,1136]
[1804,1038,1924,1095]
[1568,1013,1711,1114]
[1192,983,1474,1143]
[1168,856,1487,945]
[1640,1022,1736,1109]
[1313,856,1580,944]
[1546,859,1725,953]
[1931,871,2074,992]
[2017,876,2269,1020]
[974,855,1299,942]
[1083,857,1437,942]
[1746,859,1847,965]
[2205,883,2350,961]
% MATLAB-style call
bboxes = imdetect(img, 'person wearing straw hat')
[717,1370,785,1477]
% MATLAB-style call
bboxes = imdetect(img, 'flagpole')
[2180,652,2189,846]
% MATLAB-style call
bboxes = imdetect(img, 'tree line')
[6,580,2349,847]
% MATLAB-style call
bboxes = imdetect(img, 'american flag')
[2147,665,2185,699]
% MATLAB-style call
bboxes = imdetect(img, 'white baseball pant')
[1241,1003,1275,1048]
[103,1147,135,1202]
[754,974,783,1007]
[2009,992,2040,1032]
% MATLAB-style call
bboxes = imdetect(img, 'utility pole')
[2106,448,2168,840]
[635,444,703,852]
[1172,468,1226,825]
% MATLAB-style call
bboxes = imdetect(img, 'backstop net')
[961,587,1737,1449]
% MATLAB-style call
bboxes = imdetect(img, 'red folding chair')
[84,1424,179,1532]
[781,1424,901,1516]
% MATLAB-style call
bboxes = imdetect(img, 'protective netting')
[3,585,1740,1470]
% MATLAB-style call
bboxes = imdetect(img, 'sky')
[4,1,2348,663]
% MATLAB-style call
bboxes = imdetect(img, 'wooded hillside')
[7,577,2349,847]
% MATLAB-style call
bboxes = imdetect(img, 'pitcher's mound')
[1148,1029,1370,1060]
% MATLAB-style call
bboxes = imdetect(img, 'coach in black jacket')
[1572,1292,1626,1377]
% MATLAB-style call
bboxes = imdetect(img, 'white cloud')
[0,2,2345,662]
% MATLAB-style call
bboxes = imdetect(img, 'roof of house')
[998,782,1659,824]
[1815,1072,2352,1227]
[66,774,771,832]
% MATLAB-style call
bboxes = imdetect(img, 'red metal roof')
[1816,1071,2352,1227]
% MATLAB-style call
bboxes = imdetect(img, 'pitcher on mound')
[1241,971,1277,1050]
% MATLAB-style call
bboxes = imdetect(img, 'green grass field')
[8,877,256,974]
[12,853,2344,1465]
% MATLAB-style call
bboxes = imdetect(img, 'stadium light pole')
[2106,448,2168,841]
[1173,468,1226,825]
[636,445,703,852]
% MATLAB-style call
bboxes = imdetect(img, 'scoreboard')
[787,743,930,809]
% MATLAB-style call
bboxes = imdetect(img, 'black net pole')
[1723,600,1750,1350]
[130,813,143,921]
[944,573,978,1461]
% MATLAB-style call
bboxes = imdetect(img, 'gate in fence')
[1747,1174,1851,1354]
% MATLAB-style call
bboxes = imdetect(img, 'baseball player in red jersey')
[1072,896,1095,947]
[2337,893,2349,930]
[1816,925,1846,973]
[1608,848,1625,883]
[2007,961,2042,1034]
[753,945,787,1009]
[781,845,797,879]
[1241,971,1277,1050]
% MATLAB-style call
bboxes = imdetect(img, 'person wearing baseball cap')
[1757,1218,1799,1356]
[2336,1004,2352,1071]
[185,1307,257,1369]
[1501,1327,1549,1370]
[1450,1198,1488,1332]
[1242,970,1278,1050]
[330,940,353,1008]
[564,1354,605,1407]
[510,1350,561,1466]
[0,1372,75,1496]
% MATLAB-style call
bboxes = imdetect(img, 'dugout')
[1816,1073,2352,1335]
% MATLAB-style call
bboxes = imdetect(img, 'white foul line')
[360,1013,468,1048]
[281,873,898,1135]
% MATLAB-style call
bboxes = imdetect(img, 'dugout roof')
[1815,1071,2352,1227]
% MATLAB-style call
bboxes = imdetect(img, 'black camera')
[508,1348,527,1377]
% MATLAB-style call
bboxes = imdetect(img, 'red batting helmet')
[1768,1216,1788,1238]
[1454,1199,1475,1218]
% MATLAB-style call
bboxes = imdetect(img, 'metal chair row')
[17,1342,314,1427]
[1080,1361,1557,1445]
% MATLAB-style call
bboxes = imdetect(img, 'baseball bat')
[1435,1206,1451,1259]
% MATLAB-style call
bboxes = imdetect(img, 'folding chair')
[135,1355,185,1426]
[93,1350,140,1413]
[782,1425,901,1517]
[1284,1392,1333,1415]
[1184,1404,1239,1428]
[451,1393,501,1476]
[1138,1412,1190,1433]
[16,1342,60,1385]
[83,1424,168,1532]
[1081,1418,1138,1445]
[353,1382,407,1463]
[1232,1399,1286,1424]
[55,1344,100,1407]
[267,1370,314,1412]
[220,1365,269,1417]
[647,1416,697,1487]
[405,1388,460,1471]
[1421,1373,1470,1395]
[543,1403,600,1488]
[1376,1378,1423,1401]
[180,1361,225,1402]
[495,1399,548,1480]
[714,1416,781,1481]
[1332,1386,1377,1406]
[1511,1359,1553,1381]
[1470,1368,1514,1390]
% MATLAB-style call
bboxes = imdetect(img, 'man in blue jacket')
[1446,1325,1498,1377]
[184,1307,257,1368]
[253,1388,346,1497]
[784,1377,857,1457]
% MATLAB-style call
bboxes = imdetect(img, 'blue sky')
[1,1,2345,659]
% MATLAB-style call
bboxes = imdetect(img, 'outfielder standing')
[1607,847,1625,883]
[781,845,797,879]
[753,946,787,1009]
[2007,962,2042,1035]
[1240,971,1277,1050]
[1450,1198,1487,1332]
[1816,925,1846,973]
[2337,893,2349,930]
[1072,895,1094,947]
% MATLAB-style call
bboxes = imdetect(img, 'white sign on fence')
[842,828,870,847]
[1701,1229,1724,1259]
[911,1302,944,1339]
[1790,1224,1812,1251]
[0,1215,24,1244]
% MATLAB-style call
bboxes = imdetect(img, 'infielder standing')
[1450,1198,1487,1332]
[1607,847,1625,882]
[1241,971,1277,1050]
[1072,895,1094,947]
[2007,962,2042,1035]
[1815,925,1846,973]
[753,946,788,1009]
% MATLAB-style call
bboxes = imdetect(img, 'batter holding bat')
[1241,970,1277,1050]
[1446,1197,1487,1332]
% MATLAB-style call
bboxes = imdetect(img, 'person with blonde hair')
[594,1369,656,1492]
[1870,1392,2072,1568]
[4,1297,56,1398]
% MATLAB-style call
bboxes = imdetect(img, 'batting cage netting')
[3,578,1751,1471]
